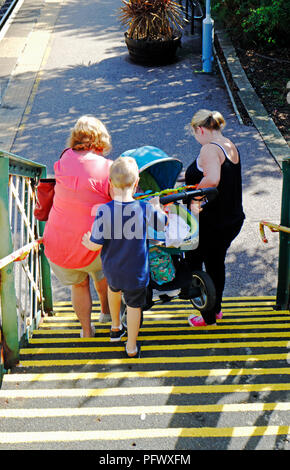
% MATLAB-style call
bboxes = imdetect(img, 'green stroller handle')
[159,187,218,205]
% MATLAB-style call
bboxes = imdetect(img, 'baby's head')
[109,156,139,192]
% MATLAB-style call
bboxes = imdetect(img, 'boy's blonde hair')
[190,109,226,131]
[110,156,139,189]
[68,115,112,155]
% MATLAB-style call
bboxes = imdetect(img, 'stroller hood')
[120,146,183,192]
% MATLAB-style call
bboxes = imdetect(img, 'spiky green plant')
[120,0,185,40]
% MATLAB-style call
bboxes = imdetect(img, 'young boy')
[82,156,167,358]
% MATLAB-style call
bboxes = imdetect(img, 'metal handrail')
[259,221,290,244]
[0,0,19,30]
[179,0,204,34]
[0,149,53,370]
[0,238,43,269]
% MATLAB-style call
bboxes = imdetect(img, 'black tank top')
[185,142,245,229]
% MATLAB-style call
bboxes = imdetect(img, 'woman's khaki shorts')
[49,254,104,286]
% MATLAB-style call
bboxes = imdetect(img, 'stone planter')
[124,33,182,65]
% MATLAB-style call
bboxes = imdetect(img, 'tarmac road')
[0,0,284,303]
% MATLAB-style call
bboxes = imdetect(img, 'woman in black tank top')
[185,109,245,327]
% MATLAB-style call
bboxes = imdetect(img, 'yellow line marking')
[214,317,290,323]
[52,304,276,311]
[37,318,290,330]
[28,331,290,344]
[221,296,276,300]
[4,368,290,383]
[20,340,290,355]
[52,296,276,306]
[0,425,289,443]
[53,302,276,315]
[47,312,289,323]
[36,318,290,328]
[1,402,290,418]
[32,324,290,337]
[19,352,290,367]
[1,383,290,399]
[51,309,287,318]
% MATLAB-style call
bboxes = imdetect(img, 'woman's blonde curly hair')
[68,115,112,155]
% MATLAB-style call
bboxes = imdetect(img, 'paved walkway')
[0,0,283,302]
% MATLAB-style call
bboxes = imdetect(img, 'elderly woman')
[43,116,113,337]
[185,109,245,327]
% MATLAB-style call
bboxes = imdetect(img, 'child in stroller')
[119,146,217,328]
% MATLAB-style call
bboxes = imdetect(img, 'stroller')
[119,146,217,327]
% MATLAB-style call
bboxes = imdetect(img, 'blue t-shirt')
[90,199,167,291]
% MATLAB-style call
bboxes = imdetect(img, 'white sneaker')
[99,312,111,323]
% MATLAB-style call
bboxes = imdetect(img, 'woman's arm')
[197,144,221,188]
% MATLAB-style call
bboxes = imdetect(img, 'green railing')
[260,156,290,311]
[276,157,290,310]
[0,150,53,373]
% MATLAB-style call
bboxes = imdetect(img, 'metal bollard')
[202,0,214,72]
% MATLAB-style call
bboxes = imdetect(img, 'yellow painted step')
[0,425,289,444]
[20,340,290,355]
[1,383,290,399]
[1,402,290,418]
[28,331,290,344]
[4,367,290,383]
[19,352,290,367]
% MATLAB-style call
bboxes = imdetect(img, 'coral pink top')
[43,148,112,269]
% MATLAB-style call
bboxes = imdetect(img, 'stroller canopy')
[120,146,183,192]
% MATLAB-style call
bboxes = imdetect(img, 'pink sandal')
[188,311,223,327]
[216,311,223,320]
[188,315,209,327]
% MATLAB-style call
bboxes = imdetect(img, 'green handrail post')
[0,155,19,368]
[276,156,290,310]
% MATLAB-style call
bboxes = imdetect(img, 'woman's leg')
[93,277,110,316]
[195,221,244,325]
[201,242,228,324]
[89,253,111,319]
[71,276,94,337]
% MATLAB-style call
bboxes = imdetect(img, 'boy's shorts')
[49,253,104,286]
[109,285,147,308]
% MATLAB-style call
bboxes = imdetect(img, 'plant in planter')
[119,0,186,65]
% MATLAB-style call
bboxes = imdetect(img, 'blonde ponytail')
[190,109,226,131]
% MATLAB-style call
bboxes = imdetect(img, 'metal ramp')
[0,296,290,450]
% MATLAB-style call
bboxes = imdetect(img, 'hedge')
[211,0,290,47]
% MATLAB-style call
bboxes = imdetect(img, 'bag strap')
[59,147,70,159]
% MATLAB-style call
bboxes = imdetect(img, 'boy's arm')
[82,231,102,251]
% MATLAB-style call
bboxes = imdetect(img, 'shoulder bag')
[34,148,68,221]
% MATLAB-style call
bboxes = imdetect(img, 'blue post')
[202,0,214,72]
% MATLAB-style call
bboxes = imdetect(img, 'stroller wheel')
[190,270,216,312]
